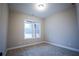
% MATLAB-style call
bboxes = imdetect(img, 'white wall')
[7,10,45,48]
[45,6,79,49]
[0,4,8,55]
[76,4,79,33]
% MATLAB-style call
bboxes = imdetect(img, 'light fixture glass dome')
[35,3,47,11]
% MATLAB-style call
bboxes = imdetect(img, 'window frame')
[24,20,41,39]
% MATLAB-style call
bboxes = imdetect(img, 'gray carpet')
[6,43,79,56]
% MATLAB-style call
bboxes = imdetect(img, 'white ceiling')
[8,3,73,18]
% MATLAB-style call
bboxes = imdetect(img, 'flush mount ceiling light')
[35,3,47,11]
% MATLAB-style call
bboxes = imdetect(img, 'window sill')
[24,38,40,40]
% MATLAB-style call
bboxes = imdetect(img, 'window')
[24,20,40,39]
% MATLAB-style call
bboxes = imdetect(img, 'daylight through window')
[24,20,40,39]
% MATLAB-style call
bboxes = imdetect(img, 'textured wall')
[7,10,45,48]
[45,6,79,49]
[0,4,8,55]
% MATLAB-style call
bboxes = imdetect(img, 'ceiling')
[8,3,73,19]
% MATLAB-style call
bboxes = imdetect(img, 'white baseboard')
[46,42,79,53]
[7,41,45,51]
[3,49,7,56]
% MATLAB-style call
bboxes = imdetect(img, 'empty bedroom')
[0,3,79,56]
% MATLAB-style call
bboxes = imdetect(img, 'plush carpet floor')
[6,43,79,56]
